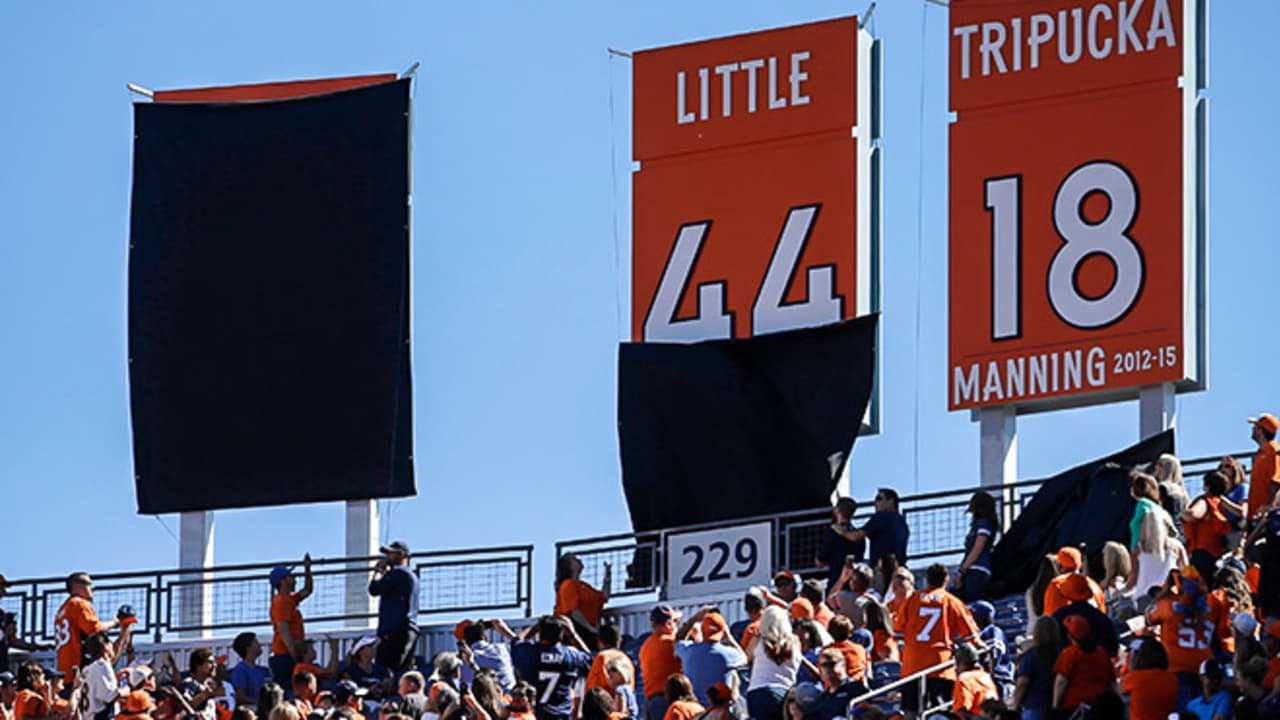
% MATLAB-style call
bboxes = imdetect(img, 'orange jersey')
[823,640,867,683]
[1043,574,1106,618]
[739,619,760,650]
[871,629,899,662]
[1250,441,1280,513]
[952,669,997,714]
[1207,590,1237,654]
[14,690,48,720]
[662,700,705,720]
[1146,596,1223,674]
[1184,496,1231,556]
[585,648,633,692]
[54,596,104,676]
[1053,645,1115,709]
[1121,668,1178,720]
[638,633,682,699]
[270,592,305,656]
[893,588,979,679]
[812,602,834,629]
[554,579,606,626]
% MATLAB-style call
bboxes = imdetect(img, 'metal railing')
[2,545,533,644]
[555,451,1248,599]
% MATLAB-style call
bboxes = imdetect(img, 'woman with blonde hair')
[1100,542,1131,603]
[1127,501,1186,605]
[1154,453,1189,534]
[745,606,801,720]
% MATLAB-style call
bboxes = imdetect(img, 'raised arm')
[298,554,315,602]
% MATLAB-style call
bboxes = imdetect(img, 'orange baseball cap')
[1249,414,1280,435]
[1063,615,1091,641]
[1060,573,1092,602]
[790,598,815,619]
[701,612,729,641]
[1056,547,1082,570]
[123,691,154,715]
[454,620,472,641]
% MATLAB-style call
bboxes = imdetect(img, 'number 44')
[643,204,845,341]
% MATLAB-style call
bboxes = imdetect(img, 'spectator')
[505,682,536,720]
[951,642,997,717]
[368,542,420,675]
[1235,656,1272,719]
[954,491,999,602]
[661,675,703,720]
[1024,555,1059,636]
[397,672,427,720]
[80,631,120,720]
[256,682,285,720]
[826,562,878,627]
[13,662,53,720]
[822,616,868,685]
[53,572,134,679]
[457,619,517,693]
[1145,566,1225,709]
[673,607,746,706]
[341,636,390,691]
[1183,471,1234,582]
[579,687,618,720]
[1099,541,1131,608]
[1260,622,1280,696]
[530,616,590,720]
[1246,506,1280,619]
[180,648,223,720]
[1042,547,1104,617]
[1012,617,1060,720]
[830,488,909,594]
[1120,638,1177,720]
[291,639,339,685]
[268,557,314,688]
[1185,659,1232,720]
[230,632,272,709]
[606,655,639,718]
[860,598,899,663]
[799,581,834,629]
[771,573,799,604]
[118,691,156,720]
[1248,414,1280,517]
[1,672,16,716]
[0,605,51,675]
[639,604,683,720]
[464,674,507,720]
[585,624,632,696]
[1230,612,1265,680]
[1049,574,1119,658]
[745,606,801,720]
[290,670,317,715]
[792,619,827,684]
[813,647,867,720]
[701,683,734,720]
[883,566,914,626]
[231,708,255,720]
[426,653,461,716]
[782,683,822,720]
[736,589,766,652]
[1128,500,1186,604]
[1129,473,1164,554]
[817,498,865,592]
[1156,454,1191,535]
[894,563,982,719]
[331,681,367,720]
[1051,616,1115,715]
[1210,565,1252,656]
[554,554,610,651]
[268,704,300,720]
[969,602,1013,699]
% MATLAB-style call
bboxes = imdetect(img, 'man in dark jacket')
[368,541,420,674]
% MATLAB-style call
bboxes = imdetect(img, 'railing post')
[344,499,379,627]
[177,511,214,639]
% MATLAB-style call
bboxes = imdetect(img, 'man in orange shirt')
[1042,547,1105,617]
[893,564,983,719]
[53,572,134,679]
[1248,414,1280,517]
[268,555,313,689]
[639,604,683,720]
[585,624,634,694]
[822,616,867,685]
[1145,566,1226,709]
[950,642,996,716]
[735,590,766,654]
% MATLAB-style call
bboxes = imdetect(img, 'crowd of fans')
[1,417,1279,720]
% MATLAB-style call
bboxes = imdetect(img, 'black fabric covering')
[988,430,1175,597]
[617,315,878,532]
[128,79,414,513]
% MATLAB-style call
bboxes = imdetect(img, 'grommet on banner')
[607,48,632,59]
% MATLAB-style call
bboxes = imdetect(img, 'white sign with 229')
[665,522,772,600]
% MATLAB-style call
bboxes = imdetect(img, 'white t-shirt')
[747,637,800,691]
[82,657,120,718]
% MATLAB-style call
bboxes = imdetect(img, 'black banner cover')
[128,79,414,513]
[988,429,1175,597]
[617,316,878,532]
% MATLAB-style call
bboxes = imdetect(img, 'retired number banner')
[947,0,1205,411]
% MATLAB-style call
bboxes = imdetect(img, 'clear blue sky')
[1,1,1276,612]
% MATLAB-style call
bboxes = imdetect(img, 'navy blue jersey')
[532,642,591,720]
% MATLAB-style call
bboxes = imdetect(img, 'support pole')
[1138,383,1177,439]
[177,511,214,639]
[345,500,380,627]
[979,406,1018,531]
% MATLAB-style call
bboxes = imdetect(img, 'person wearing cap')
[812,647,867,720]
[1048,574,1120,659]
[639,604,683,720]
[1145,566,1228,709]
[529,615,591,720]
[1120,637,1178,720]
[332,680,368,720]
[893,564,982,718]
[79,631,122,720]
[950,641,996,717]
[1185,659,1233,720]
[771,572,799,604]
[1,671,17,720]
[830,488,909,594]
[456,618,517,693]
[783,682,822,720]
[672,606,746,707]
[1249,413,1280,517]
[117,690,155,720]
[229,632,270,708]
[367,541,419,675]
[1182,471,1234,582]
[553,554,610,651]
[1051,615,1115,714]
[341,635,390,694]
[816,497,865,592]
[53,572,134,680]
[1041,547,1105,618]
[968,601,1013,697]
[268,555,314,688]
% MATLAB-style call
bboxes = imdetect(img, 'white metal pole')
[177,511,214,639]
[1138,383,1177,439]
[345,500,380,627]
[978,406,1018,530]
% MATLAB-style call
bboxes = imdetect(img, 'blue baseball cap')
[268,566,294,588]
[970,600,995,624]
[850,629,873,648]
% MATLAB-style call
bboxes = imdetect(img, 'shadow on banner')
[617,315,878,533]
[989,429,1175,597]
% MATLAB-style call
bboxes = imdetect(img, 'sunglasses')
[817,662,840,668]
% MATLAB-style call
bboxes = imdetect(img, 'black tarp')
[128,79,414,514]
[988,430,1175,596]
[617,315,877,531]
